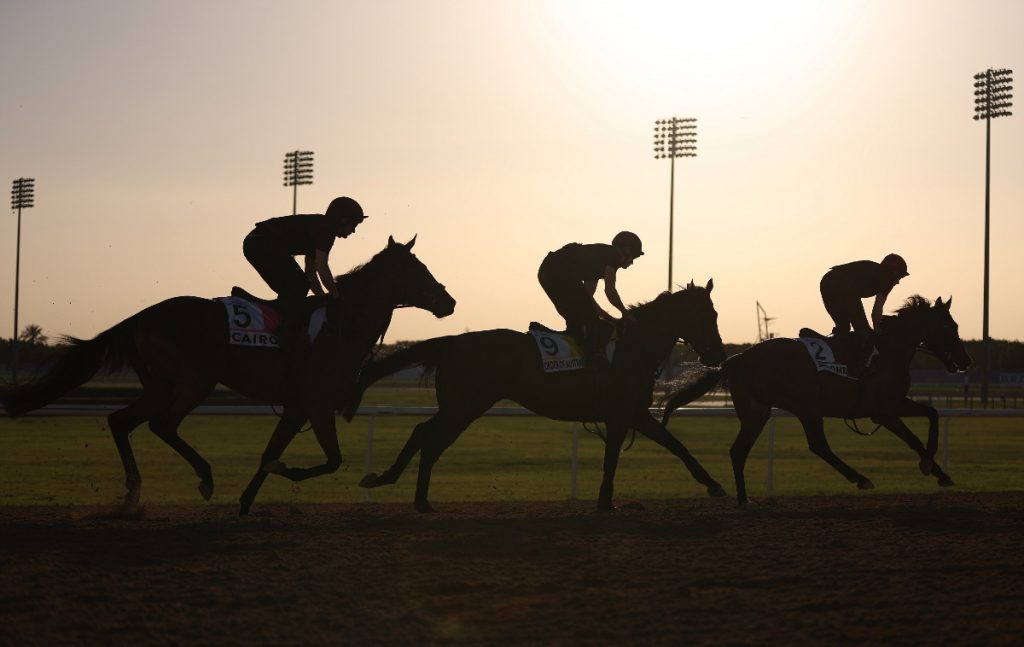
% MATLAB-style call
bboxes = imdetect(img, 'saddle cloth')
[797,334,878,380]
[216,296,327,348]
[528,325,616,373]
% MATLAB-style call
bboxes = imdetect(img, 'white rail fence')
[353,407,1019,501]
[37,404,1020,501]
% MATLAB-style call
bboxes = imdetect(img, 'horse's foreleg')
[596,423,627,511]
[635,411,725,497]
[871,409,954,487]
[239,408,306,515]
[799,415,874,490]
[270,406,343,482]
[362,417,433,489]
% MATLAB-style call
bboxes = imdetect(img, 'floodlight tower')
[653,117,697,292]
[283,150,314,215]
[973,68,1013,404]
[10,177,35,385]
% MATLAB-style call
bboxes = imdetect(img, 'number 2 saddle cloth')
[527,322,617,373]
[215,288,327,349]
[797,328,878,380]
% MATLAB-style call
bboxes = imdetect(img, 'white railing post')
[570,423,579,500]
[767,412,776,496]
[363,414,375,502]
[942,416,950,473]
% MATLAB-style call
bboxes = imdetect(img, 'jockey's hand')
[623,313,638,326]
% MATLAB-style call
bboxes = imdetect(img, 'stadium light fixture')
[10,177,36,385]
[973,68,1013,404]
[653,117,697,380]
[283,150,314,215]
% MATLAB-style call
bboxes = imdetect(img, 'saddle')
[231,286,277,305]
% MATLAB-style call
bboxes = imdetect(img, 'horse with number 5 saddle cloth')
[341,280,728,513]
[0,236,456,515]
[661,295,972,507]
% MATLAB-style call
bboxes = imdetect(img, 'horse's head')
[888,295,971,373]
[381,235,456,318]
[919,296,971,373]
[666,279,726,366]
[338,236,456,319]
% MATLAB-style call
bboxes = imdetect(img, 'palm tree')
[19,324,48,346]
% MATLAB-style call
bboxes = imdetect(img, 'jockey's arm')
[871,288,892,329]
[312,250,340,299]
[603,266,631,319]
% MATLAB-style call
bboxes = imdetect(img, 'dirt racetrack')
[1,491,1022,646]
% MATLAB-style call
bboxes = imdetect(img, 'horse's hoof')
[707,484,727,497]
[198,479,214,501]
[918,459,934,476]
[359,473,379,488]
[414,501,437,513]
[938,476,955,487]
[857,478,875,490]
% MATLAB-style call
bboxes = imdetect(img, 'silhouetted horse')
[660,295,971,506]
[344,280,727,512]
[2,236,455,513]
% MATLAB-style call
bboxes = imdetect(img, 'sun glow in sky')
[1,0,1022,345]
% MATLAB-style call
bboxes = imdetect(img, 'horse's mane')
[628,285,707,316]
[878,294,933,333]
[894,294,932,315]
[333,244,410,294]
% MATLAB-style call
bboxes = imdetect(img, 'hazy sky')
[2,0,1022,345]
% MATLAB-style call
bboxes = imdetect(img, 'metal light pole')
[973,68,1013,405]
[653,118,697,293]
[10,178,35,385]
[654,117,696,381]
[283,150,314,215]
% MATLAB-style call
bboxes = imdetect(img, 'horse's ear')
[935,296,944,307]
[947,296,953,309]
[706,278,714,293]
[687,279,695,288]
[388,235,397,247]
[405,235,417,250]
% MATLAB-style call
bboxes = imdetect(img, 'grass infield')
[1,407,1021,507]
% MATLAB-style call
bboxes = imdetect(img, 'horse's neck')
[877,322,923,367]
[621,313,678,369]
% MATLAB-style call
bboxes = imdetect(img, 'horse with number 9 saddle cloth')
[526,321,618,373]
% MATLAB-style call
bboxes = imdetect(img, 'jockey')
[243,196,365,315]
[537,231,644,368]
[819,253,909,376]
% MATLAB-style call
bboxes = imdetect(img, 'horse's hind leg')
[799,415,874,490]
[147,381,217,500]
[108,397,151,507]
[729,398,771,507]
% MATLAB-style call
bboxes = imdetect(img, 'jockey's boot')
[583,322,610,370]
[846,331,870,379]
[278,299,312,405]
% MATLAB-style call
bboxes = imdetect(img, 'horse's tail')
[1,317,139,417]
[660,366,727,426]
[341,336,455,421]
